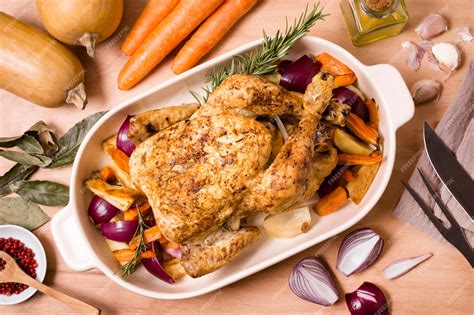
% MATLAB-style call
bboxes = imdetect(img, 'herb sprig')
[121,208,148,280]
[192,3,328,104]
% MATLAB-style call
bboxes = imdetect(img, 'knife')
[423,122,474,221]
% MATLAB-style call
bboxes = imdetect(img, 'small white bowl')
[0,225,47,305]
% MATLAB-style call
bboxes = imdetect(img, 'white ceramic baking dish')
[51,36,414,299]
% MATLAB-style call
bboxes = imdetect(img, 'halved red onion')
[384,253,432,280]
[289,256,339,306]
[279,55,322,93]
[88,195,120,225]
[117,115,136,157]
[336,228,384,276]
[332,87,369,121]
[100,220,138,242]
[142,241,175,284]
[345,282,389,315]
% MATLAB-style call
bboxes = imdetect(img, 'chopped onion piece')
[346,282,389,315]
[289,256,340,306]
[384,253,432,280]
[264,206,312,238]
[279,55,321,93]
[117,115,136,157]
[100,220,138,242]
[88,195,120,225]
[336,228,384,276]
[142,241,175,284]
[274,116,288,141]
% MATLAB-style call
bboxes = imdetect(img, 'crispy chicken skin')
[130,73,336,277]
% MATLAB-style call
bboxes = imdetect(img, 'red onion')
[278,60,293,74]
[163,247,181,259]
[336,228,384,276]
[289,256,340,306]
[332,87,369,121]
[279,55,322,93]
[383,253,432,280]
[318,166,345,197]
[100,220,138,242]
[274,116,288,141]
[346,282,389,315]
[142,242,175,284]
[88,195,120,225]
[116,115,136,157]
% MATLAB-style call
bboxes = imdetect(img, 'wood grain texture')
[0,0,473,314]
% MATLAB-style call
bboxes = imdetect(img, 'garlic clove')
[410,79,442,104]
[401,41,425,71]
[432,42,462,74]
[456,27,473,43]
[415,13,448,40]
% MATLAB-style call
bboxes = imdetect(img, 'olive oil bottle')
[340,0,409,46]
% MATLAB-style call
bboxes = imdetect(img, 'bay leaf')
[27,121,59,157]
[11,180,69,206]
[0,164,38,197]
[14,135,44,154]
[0,197,50,230]
[0,135,22,148]
[0,149,51,166]
[49,111,107,168]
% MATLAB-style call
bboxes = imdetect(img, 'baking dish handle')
[366,64,414,130]
[51,205,96,271]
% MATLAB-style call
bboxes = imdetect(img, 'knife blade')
[423,122,474,221]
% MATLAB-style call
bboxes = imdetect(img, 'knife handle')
[367,64,414,130]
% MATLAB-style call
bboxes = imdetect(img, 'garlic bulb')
[401,41,425,71]
[432,42,462,73]
[411,79,441,104]
[415,13,448,40]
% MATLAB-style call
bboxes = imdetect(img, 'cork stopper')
[361,0,397,18]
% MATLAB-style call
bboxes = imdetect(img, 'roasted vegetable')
[263,206,312,238]
[346,113,379,145]
[163,258,187,280]
[345,163,381,204]
[35,0,123,57]
[365,99,379,128]
[333,128,373,156]
[0,12,86,109]
[337,153,382,165]
[314,186,348,216]
[85,179,139,211]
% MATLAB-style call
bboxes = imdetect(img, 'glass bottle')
[340,0,409,46]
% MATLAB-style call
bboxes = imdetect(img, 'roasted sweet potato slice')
[345,162,381,204]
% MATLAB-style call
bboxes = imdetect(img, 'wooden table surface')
[1,0,473,314]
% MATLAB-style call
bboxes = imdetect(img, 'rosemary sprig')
[121,208,147,280]
[192,3,328,104]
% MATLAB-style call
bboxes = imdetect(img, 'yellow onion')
[0,12,87,109]
[35,0,123,57]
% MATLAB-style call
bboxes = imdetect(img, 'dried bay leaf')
[0,197,50,230]
[0,164,38,197]
[0,149,52,166]
[11,180,69,206]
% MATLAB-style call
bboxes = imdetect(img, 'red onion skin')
[336,228,384,276]
[289,256,340,306]
[346,282,389,315]
[332,87,369,121]
[143,242,175,284]
[278,60,293,74]
[279,55,322,93]
[88,196,120,225]
[100,220,138,242]
[117,115,136,157]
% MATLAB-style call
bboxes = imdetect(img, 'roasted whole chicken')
[129,73,338,277]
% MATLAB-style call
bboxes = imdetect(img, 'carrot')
[334,73,356,87]
[113,249,155,262]
[100,166,116,183]
[346,113,379,145]
[315,52,353,76]
[121,0,179,56]
[337,153,383,165]
[341,168,355,183]
[118,0,224,90]
[365,98,379,128]
[123,202,151,221]
[314,186,348,216]
[129,225,162,250]
[172,0,258,74]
